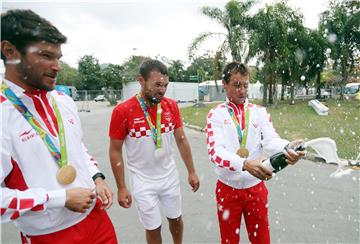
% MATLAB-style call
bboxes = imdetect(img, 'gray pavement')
[1,101,359,243]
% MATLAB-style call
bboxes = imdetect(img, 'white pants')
[131,170,182,230]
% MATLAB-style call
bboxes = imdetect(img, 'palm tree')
[188,0,254,93]
[168,60,186,82]
[188,0,255,62]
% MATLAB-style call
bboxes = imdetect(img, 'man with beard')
[1,9,117,243]
[109,59,200,244]
[205,62,304,244]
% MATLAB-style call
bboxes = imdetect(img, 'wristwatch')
[92,172,106,181]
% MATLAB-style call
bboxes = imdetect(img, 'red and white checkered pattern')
[206,100,289,190]
[206,121,236,171]
[129,123,175,138]
[1,191,49,222]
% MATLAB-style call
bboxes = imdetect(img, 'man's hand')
[285,139,306,165]
[243,158,273,181]
[94,178,113,210]
[118,187,132,208]
[65,188,96,213]
[188,172,200,192]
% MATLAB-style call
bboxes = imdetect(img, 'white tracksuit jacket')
[0,80,100,235]
[206,99,289,189]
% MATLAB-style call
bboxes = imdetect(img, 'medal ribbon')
[226,102,250,148]
[136,94,162,149]
[51,97,67,167]
[1,82,67,167]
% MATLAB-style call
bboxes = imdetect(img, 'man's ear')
[1,41,21,62]
[137,75,145,87]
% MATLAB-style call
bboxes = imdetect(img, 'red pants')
[21,199,117,244]
[216,180,270,244]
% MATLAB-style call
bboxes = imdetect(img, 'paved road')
[1,101,359,243]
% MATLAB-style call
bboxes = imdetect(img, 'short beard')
[15,57,55,91]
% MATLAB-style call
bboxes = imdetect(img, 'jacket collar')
[225,97,248,115]
[3,79,48,98]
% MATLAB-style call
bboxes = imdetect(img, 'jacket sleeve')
[205,108,245,172]
[259,107,289,156]
[81,143,100,177]
[69,96,101,178]
[1,129,65,223]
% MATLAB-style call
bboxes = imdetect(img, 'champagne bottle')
[262,143,306,173]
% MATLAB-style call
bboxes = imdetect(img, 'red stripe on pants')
[21,199,117,244]
[216,180,270,244]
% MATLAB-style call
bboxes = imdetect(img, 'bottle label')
[262,159,275,172]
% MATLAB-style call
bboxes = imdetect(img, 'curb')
[184,123,205,132]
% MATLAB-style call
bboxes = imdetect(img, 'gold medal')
[57,165,77,185]
[237,148,249,158]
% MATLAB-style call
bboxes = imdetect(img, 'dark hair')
[139,59,168,81]
[1,9,67,61]
[222,62,249,84]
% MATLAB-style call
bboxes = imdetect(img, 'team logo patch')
[224,119,232,125]
[133,117,145,124]
[19,130,32,137]
[19,129,38,142]
[164,111,172,122]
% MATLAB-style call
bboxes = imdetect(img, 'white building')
[199,80,264,101]
[122,81,199,102]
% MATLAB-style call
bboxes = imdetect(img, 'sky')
[2,0,330,68]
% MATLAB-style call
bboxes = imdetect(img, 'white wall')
[122,81,199,102]
[122,81,140,100]
[199,80,264,100]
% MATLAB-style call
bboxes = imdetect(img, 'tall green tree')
[101,64,125,90]
[248,0,305,105]
[282,23,311,104]
[275,15,309,103]
[168,60,187,82]
[121,55,149,82]
[77,55,102,90]
[188,0,255,62]
[56,61,79,87]
[305,29,329,99]
[320,0,360,99]
[185,55,224,83]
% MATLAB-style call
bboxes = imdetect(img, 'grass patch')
[180,99,360,159]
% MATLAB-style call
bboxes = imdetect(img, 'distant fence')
[76,90,122,101]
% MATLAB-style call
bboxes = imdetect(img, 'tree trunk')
[213,52,221,92]
[290,83,295,105]
[262,82,268,106]
[273,81,278,108]
[340,61,348,100]
[316,70,321,99]
[268,71,276,105]
[268,82,273,105]
[305,83,309,95]
[281,83,285,101]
